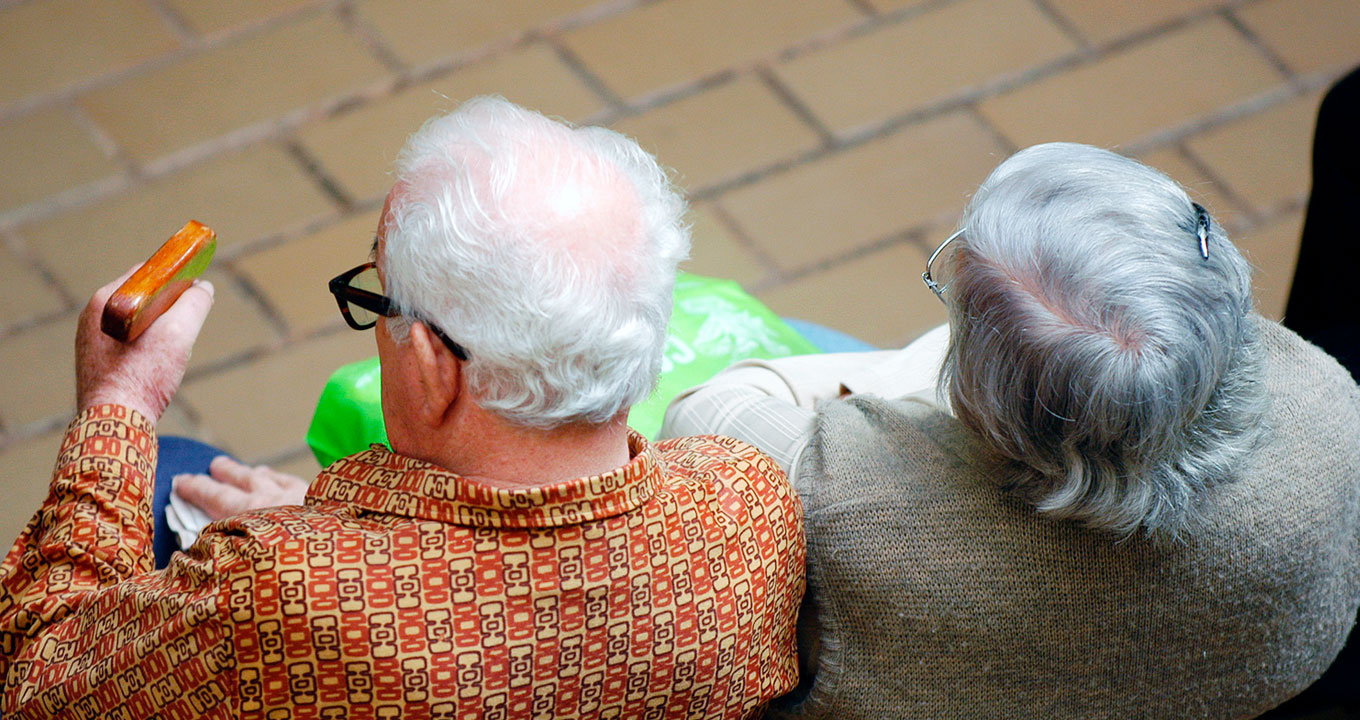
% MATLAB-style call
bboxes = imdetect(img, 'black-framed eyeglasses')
[921,228,965,303]
[328,262,469,360]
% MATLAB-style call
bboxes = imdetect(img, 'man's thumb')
[148,279,216,346]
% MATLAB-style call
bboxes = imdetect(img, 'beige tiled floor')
[2,0,1357,547]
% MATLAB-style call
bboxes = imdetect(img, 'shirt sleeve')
[661,366,819,473]
[0,405,235,718]
[659,324,952,474]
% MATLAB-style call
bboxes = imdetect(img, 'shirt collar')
[305,430,663,528]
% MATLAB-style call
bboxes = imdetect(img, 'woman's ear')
[408,320,462,427]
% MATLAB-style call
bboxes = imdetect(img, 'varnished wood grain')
[101,220,217,343]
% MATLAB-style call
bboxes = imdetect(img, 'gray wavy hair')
[382,97,689,428]
[940,142,1267,536]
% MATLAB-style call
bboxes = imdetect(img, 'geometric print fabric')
[0,405,805,719]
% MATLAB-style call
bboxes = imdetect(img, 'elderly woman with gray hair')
[662,142,1360,718]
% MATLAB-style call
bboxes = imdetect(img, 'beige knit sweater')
[773,320,1360,720]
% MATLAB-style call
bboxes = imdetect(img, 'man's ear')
[408,320,461,427]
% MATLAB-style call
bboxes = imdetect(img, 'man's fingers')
[81,264,145,326]
[141,279,215,348]
[173,473,248,522]
[208,455,256,490]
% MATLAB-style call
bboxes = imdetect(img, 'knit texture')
[774,319,1360,720]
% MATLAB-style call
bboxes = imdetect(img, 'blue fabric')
[153,436,232,569]
[783,318,878,353]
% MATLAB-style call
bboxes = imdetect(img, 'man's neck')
[415,410,634,490]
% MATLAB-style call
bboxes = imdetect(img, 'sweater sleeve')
[0,405,235,718]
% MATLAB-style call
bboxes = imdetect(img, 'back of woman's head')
[941,142,1266,536]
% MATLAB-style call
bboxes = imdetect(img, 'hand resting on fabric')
[173,456,309,521]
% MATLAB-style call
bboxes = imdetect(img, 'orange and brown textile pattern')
[0,405,804,719]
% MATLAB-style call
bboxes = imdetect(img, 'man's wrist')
[77,392,161,424]
[70,402,157,436]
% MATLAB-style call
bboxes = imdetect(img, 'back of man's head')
[382,97,689,429]
[941,142,1267,536]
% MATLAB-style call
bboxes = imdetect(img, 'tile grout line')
[284,138,356,213]
[0,413,76,456]
[697,201,788,289]
[1174,139,1266,229]
[65,99,144,181]
[965,102,1020,158]
[193,262,292,368]
[547,38,630,120]
[1218,5,1296,82]
[1,0,658,232]
[748,225,932,295]
[1113,75,1338,159]
[143,0,201,43]
[690,51,1087,205]
[0,0,342,125]
[843,0,880,18]
[335,0,408,76]
[0,0,1064,235]
[0,226,78,337]
[357,0,648,110]
[587,1,891,120]
[0,71,399,232]
[1025,0,1092,53]
[754,65,838,150]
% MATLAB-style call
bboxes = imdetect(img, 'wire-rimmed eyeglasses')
[921,228,965,302]
[328,262,469,360]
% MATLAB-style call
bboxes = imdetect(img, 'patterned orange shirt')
[0,404,804,719]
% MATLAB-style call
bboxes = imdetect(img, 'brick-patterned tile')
[79,12,388,163]
[0,0,179,108]
[1236,209,1303,321]
[1043,0,1223,44]
[357,0,608,68]
[1137,147,1244,231]
[0,106,120,215]
[979,18,1281,149]
[0,246,65,332]
[864,0,931,11]
[775,0,1076,137]
[157,402,204,442]
[180,330,375,461]
[187,269,279,373]
[611,77,822,191]
[719,111,1006,271]
[0,317,75,430]
[297,44,602,204]
[235,211,381,337]
[164,0,318,35]
[681,204,769,287]
[756,243,946,347]
[21,143,335,298]
[1185,92,1322,217]
[0,430,65,550]
[560,0,860,102]
[1235,0,1360,75]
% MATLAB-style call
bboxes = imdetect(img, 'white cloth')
[165,490,215,549]
[660,323,952,474]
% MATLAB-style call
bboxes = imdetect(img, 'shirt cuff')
[55,404,158,484]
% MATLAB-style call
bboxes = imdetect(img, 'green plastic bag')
[306,356,387,467]
[306,272,818,466]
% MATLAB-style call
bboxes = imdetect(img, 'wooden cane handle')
[101,220,217,343]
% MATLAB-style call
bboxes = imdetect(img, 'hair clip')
[1193,203,1210,260]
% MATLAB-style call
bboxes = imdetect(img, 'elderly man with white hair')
[0,98,804,719]
[664,142,1360,718]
